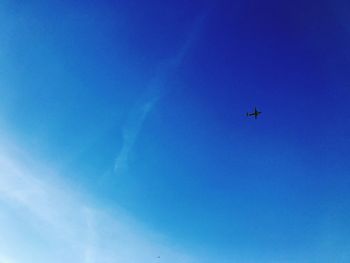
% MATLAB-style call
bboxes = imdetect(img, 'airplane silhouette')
[246,107,261,119]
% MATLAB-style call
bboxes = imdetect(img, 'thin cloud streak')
[114,95,159,175]
[114,13,207,175]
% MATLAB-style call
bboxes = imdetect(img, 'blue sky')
[0,0,350,262]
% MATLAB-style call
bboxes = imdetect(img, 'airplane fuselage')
[246,108,261,119]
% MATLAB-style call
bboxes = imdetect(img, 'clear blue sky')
[0,0,349,262]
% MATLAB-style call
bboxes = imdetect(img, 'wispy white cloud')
[114,95,159,174]
[0,138,200,263]
[114,13,207,175]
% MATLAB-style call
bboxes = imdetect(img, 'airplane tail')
[246,112,249,116]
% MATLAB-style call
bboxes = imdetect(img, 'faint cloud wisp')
[114,13,207,175]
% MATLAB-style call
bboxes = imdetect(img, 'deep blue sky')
[0,0,350,262]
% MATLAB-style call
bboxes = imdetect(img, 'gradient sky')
[0,0,350,262]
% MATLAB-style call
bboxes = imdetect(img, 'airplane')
[246,107,262,119]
